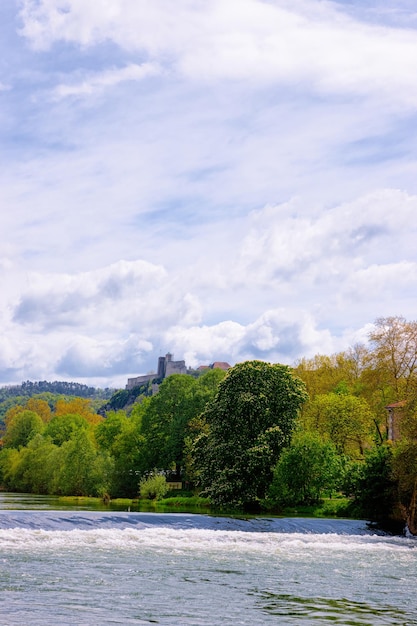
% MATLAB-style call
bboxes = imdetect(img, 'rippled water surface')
[0,494,416,625]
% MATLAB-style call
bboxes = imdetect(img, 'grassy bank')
[56,494,355,518]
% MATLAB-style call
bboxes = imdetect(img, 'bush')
[347,445,397,520]
[268,432,344,507]
[139,473,168,500]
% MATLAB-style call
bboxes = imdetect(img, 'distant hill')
[0,380,115,401]
[0,381,117,426]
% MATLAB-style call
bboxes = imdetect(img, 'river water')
[0,494,416,625]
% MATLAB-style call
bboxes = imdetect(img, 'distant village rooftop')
[126,353,230,390]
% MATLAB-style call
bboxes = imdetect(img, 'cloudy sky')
[1,0,417,388]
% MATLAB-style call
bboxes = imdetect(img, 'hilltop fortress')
[126,352,230,390]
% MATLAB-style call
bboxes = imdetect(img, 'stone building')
[385,400,407,441]
[126,353,187,390]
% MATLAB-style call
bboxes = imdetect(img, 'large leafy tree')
[193,361,308,508]
[57,430,113,496]
[301,392,375,456]
[95,410,146,497]
[140,369,226,477]
[3,410,45,449]
[268,431,343,506]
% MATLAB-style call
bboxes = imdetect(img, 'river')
[0,493,416,625]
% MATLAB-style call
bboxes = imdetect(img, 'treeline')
[0,381,115,427]
[0,380,114,402]
[0,316,416,532]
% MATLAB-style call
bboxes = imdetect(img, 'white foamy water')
[0,508,416,625]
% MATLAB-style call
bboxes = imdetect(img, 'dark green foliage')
[392,441,417,513]
[193,361,308,508]
[268,432,344,506]
[99,381,155,415]
[139,369,227,477]
[0,380,114,401]
[346,445,397,520]
[140,375,199,473]
[96,410,146,497]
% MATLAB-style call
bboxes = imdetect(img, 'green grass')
[158,496,211,507]
[55,494,357,519]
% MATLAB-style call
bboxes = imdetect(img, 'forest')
[0,315,416,533]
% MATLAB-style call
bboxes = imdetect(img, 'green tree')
[3,410,44,449]
[268,431,343,506]
[301,392,375,456]
[57,430,113,496]
[140,372,223,477]
[0,447,25,491]
[392,441,417,534]
[294,347,368,399]
[368,316,417,400]
[44,414,90,446]
[347,445,397,520]
[11,434,60,494]
[101,410,146,497]
[193,361,308,508]
[95,411,129,451]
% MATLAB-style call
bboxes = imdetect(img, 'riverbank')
[57,494,354,518]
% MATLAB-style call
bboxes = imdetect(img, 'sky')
[1,0,417,389]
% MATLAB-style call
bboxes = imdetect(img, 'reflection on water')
[0,491,117,510]
[0,491,206,513]
[259,592,409,625]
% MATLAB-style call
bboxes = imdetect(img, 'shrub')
[139,473,168,500]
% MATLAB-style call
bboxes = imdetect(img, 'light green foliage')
[368,316,417,400]
[294,347,367,399]
[0,448,23,490]
[21,435,61,494]
[44,413,90,446]
[193,361,308,508]
[57,430,114,496]
[139,473,168,500]
[95,410,130,452]
[302,392,374,456]
[268,432,344,506]
[3,410,45,449]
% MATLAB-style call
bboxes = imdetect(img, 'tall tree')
[268,431,343,506]
[193,361,308,508]
[368,316,417,400]
[301,392,375,456]
[140,369,226,476]
[3,410,45,449]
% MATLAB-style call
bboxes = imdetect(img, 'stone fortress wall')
[126,352,230,390]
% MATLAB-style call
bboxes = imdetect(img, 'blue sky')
[1,0,417,388]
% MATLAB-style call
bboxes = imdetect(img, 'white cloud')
[346,261,417,300]
[234,189,417,290]
[19,0,417,109]
[1,2,417,388]
[51,62,161,100]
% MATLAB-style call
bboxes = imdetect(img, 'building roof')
[385,400,407,409]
